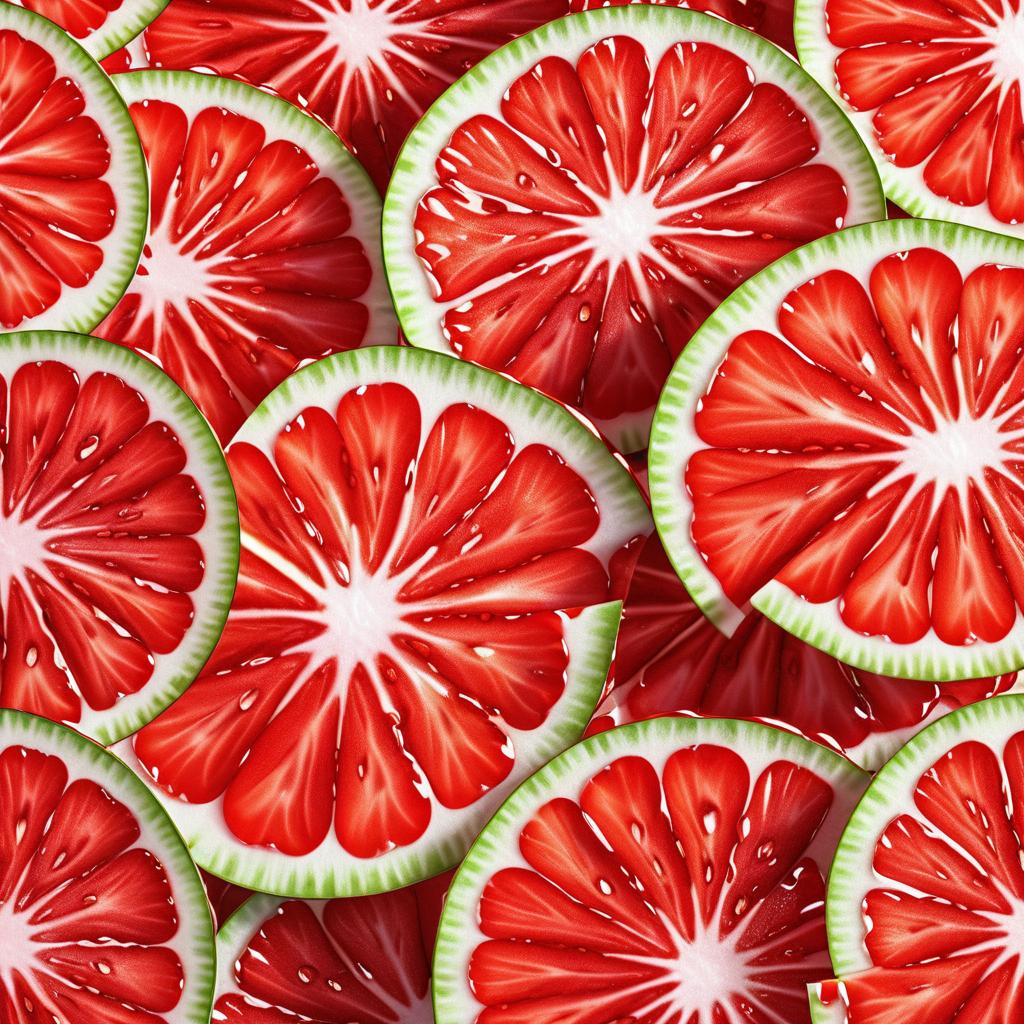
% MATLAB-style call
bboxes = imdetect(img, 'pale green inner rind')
[214,893,282,996]
[74,0,170,59]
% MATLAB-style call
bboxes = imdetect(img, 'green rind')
[434,715,869,1024]
[826,693,1024,976]
[808,986,847,1024]
[0,709,216,1023]
[649,218,1024,681]
[214,892,282,998]
[0,331,239,744]
[0,4,148,334]
[48,0,171,59]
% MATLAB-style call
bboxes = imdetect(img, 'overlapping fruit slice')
[651,220,1024,681]
[434,716,867,1024]
[119,345,648,897]
[0,710,214,1024]
[591,530,1019,768]
[8,0,169,58]
[795,0,1024,233]
[214,872,451,1023]
[0,4,147,333]
[0,332,237,744]
[817,694,1024,1023]
[95,71,393,446]
[383,6,883,452]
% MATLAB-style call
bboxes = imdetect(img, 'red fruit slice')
[819,694,1024,1024]
[8,0,169,58]
[0,332,237,744]
[383,6,884,452]
[0,710,214,1024]
[118,345,648,897]
[650,219,1024,681]
[94,71,394,446]
[0,4,147,334]
[201,871,250,928]
[433,716,867,1024]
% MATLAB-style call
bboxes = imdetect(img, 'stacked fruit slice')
[6,0,169,57]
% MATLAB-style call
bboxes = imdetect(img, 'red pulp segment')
[0,740,188,1024]
[826,0,1024,227]
[413,34,850,449]
[96,85,382,445]
[7,1,143,44]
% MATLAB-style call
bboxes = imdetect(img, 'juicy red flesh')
[10,0,123,39]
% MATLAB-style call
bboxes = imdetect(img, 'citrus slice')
[0,709,214,1024]
[8,0,169,58]
[383,6,884,452]
[0,4,147,333]
[214,872,451,1023]
[94,71,393,446]
[592,529,1019,768]
[650,219,1024,682]
[0,332,237,744]
[200,871,250,928]
[795,0,1024,235]
[820,693,1024,1022]
[434,716,868,1024]
[118,345,649,897]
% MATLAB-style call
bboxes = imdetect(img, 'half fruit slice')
[0,710,214,1024]
[435,716,868,1024]
[0,4,147,333]
[214,872,451,1023]
[0,332,237,744]
[384,5,884,452]
[119,345,649,897]
[795,0,1024,235]
[96,71,394,446]
[651,219,1024,681]
[8,0,169,58]
[820,693,1024,1022]
[592,529,1019,769]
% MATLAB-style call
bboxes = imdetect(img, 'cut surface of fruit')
[823,694,1024,1023]
[8,0,169,58]
[0,332,237,744]
[383,6,884,452]
[214,871,451,1023]
[120,345,648,897]
[201,870,250,928]
[651,219,1024,681]
[591,530,1019,769]
[95,71,394,446]
[0,710,214,1024]
[434,716,868,1024]
[796,0,1024,235]
[0,4,147,333]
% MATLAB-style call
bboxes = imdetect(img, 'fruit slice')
[795,0,1024,235]
[434,716,868,1024]
[651,219,1024,682]
[593,529,1020,768]
[8,0,169,58]
[118,345,649,897]
[214,872,452,1023]
[201,871,250,928]
[820,693,1024,1023]
[0,332,237,744]
[383,6,884,452]
[0,709,215,1023]
[0,4,147,333]
[95,71,394,446]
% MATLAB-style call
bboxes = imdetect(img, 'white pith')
[8,0,170,58]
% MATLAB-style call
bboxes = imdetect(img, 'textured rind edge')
[433,715,870,1024]
[648,218,1024,681]
[0,709,217,1024]
[0,3,149,334]
[67,0,171,59]
[807,985,847,1024]
[825,693,1024,977]
[381,4,885,448]
[0,331,239,744]
[109,69,398,345]
[214,893,283,996]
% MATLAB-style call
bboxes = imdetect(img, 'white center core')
[321,0,399,68]
[139,232,212,317]
[897,411,1010,496]
[583,182,667,270]
[981,5,1024,86]
[0,895,39,992]
[0,510,48,595]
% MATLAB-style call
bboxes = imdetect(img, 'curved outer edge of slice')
[0,331,239,743]
[111,69,398,344]
[214,891,282,995]
[117,344,648,898]
[826,692,1024,977]
[808,984,848,1023]
[56,0,171,60]
[0,4,149,333]
[649,217,1024,681]
[381,5,886,447]
[432,714,870,1024]
[0,708,217,1024]
[792,0,1024,238]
